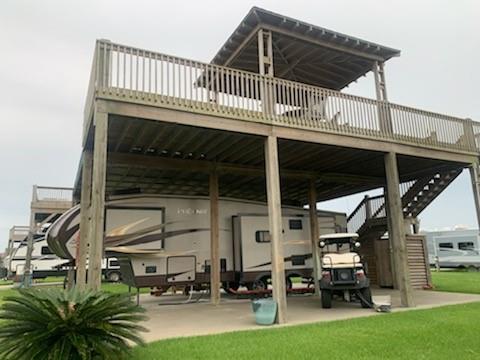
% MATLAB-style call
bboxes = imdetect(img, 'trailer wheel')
[285,276,293,290]
[321,290,332,308]
[222,282,239,294]
[252,277,268,291]
[359,287,372,308]
[106,271,121,282]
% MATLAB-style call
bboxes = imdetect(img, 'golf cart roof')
[319,233,359,240]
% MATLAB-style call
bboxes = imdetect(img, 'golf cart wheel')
[321,290,332,308]
[467,266,478,272]
[106,271,121,282]
[359,287,372,308]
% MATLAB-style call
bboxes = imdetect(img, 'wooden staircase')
[347,168,463,241]
[346,168,462,286]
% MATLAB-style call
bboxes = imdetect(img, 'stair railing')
[347,179,420,234]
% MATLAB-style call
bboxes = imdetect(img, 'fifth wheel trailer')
[7,236,69,279]
[4,233,121,281]
[46,194,347,290]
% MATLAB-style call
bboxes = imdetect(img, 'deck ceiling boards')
[99,116,465,205]
[107,115,265,166]
[211,7,400,90]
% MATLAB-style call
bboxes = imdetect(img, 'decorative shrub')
[0,287,148,360]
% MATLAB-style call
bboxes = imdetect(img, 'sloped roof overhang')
[211,7,401,90]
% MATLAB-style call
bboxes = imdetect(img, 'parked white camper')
[8,234,121,281]
[46,194,346,290]
[425,229,480,270]
[8,236,70,278]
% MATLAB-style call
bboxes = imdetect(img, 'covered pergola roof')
[211,7,401,90]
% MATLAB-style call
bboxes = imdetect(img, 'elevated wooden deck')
[75,10,480,319]
[83,40,480,165]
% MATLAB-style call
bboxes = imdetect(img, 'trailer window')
[289,219,303,230]
[291,255,305,266]
[145,266,157,274]
[109,260,119,267]
[41,246,54,255]
[458,242,475,251]
[255,231,271,243]
[439,242,453,249]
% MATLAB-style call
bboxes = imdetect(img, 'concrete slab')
[139,289,480,343]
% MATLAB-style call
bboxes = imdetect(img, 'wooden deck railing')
[84,40,480,153]
[34,186,73,203]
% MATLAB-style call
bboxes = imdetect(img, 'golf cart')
[318,233,372,309]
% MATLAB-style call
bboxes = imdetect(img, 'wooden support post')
[373,61,392,134]
[257,29,271,76]
[87,108,108,291]
[209,171,221,305]
[412,218,420,234]
[469,162,480,229]
[308,180,320,296]
[77,150,93,290]
[23,185,38,287]
[258,29,275,117]
[66,268,76,290]
[384,152,414,307]
[384,186,398,289]
[364,195,372,219]
[265,136,287,324]
[463,118,475,151]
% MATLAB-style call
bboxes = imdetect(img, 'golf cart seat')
[322,252,361,268]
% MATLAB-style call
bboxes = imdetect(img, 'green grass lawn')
[0,281,148,304]
[0,279,12,286]
[431,270,480,294]
[132,301,480,360]
[131,271,480,359]
[0,276,65,287]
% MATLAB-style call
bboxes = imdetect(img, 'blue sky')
[1,0,479,250]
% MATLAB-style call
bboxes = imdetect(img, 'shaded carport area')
[76,113,468,322]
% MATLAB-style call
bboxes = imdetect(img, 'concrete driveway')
[139,288,480,342]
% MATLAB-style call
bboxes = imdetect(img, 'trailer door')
[167,256,196,283]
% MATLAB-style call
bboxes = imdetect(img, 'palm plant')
[0,287,148,360]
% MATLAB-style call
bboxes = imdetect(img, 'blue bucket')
[251,298,277,325]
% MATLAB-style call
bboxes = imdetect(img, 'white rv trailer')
[8,235,70,278]
[8,233,121,281]
[425,229,480,269]
[2,225,30,277]
[46,194,346,290]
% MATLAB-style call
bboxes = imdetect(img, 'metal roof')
[211,7,401,90]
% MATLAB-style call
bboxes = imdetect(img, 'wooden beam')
[77,150,93,290]
[258,29,265,75]
[23,185,38,287]
[87,108,108,291]
[272,38,298,80]
[108,152,383,185]
[223,24,262,67]
[469,162,480,229]
[103,101,478,164]
[265,136,287,324]
[308,180,320,296]
[261,25,385,62]
[209,171,221,305]
[384,152,414,307]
